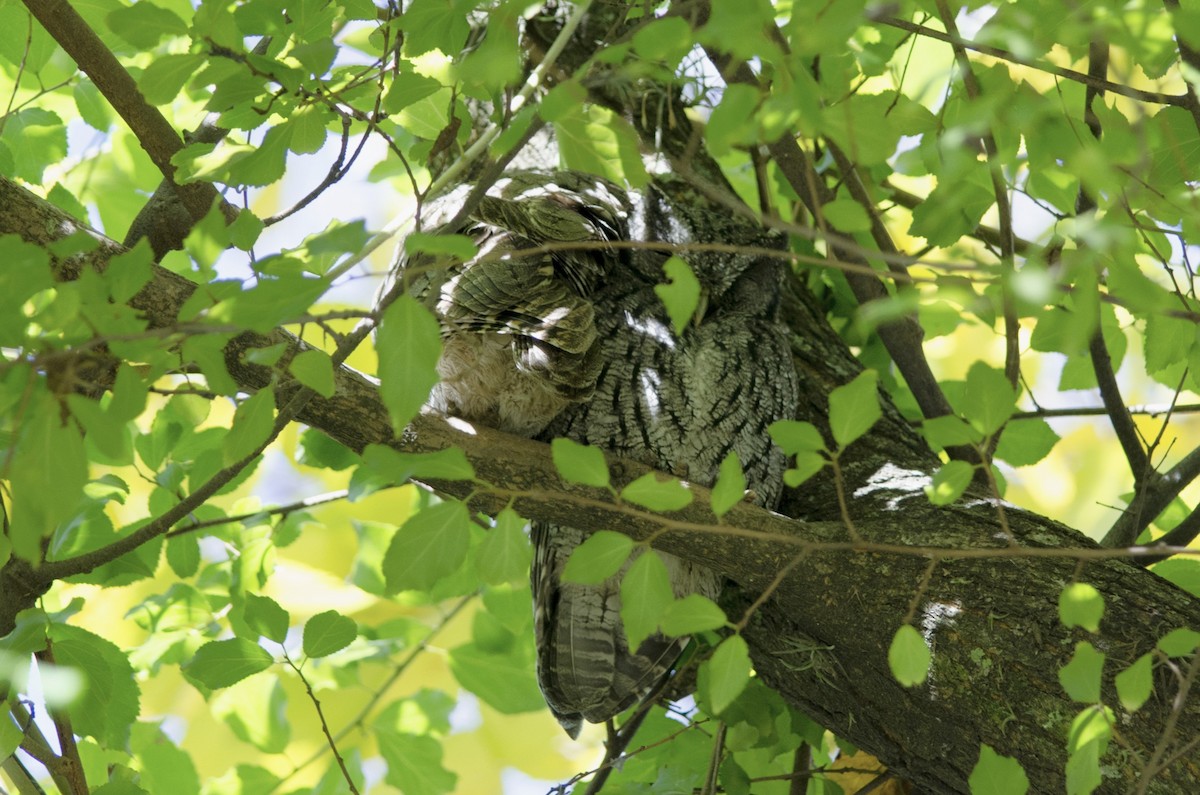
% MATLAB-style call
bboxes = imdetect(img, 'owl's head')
[630,174,787,312]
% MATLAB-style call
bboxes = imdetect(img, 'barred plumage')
[388,170,797,738]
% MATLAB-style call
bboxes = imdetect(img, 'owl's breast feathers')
[389,171,798,737]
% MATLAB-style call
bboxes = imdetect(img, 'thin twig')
[877,16,1189,108]
[270,593,474,791]
[1135,648,1200,793]
[166,488,356,538]
[284,651,361,795]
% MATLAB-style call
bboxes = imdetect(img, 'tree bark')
[3,175,1200,792]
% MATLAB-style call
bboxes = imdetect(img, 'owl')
[390,170,797,738]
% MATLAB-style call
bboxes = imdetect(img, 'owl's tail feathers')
[536,580,687,738]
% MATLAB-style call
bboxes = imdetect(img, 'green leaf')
[303,610,357,658]
[361,443,475,482]
[536,77,585,121]
[0,709,21,758]
[1068,705,1113,753]
[1065,707,1113,795]
[619,551,675,649]
[968,744,1029,795]
[822,198,873,233]
[383,71,444,113]
[1144,312,1196,375]
[223,387,275,465]
[0,108,67,183]
[1058,583,1104,633]
[710,451,747,518]
[211,675,290,754]
[377,294,442,433]
[297,428,360,471]
[475,508,532,585]
[288,106,329,154]
[1058,641,1106,702]
[403,232,479,260]
[377,732,457,795]
[661,594,727,637]
[631,15,693,64]
[768,420,827,454]
[1156,627,1200,657]
[925,460,975,505]
[289,349,336,398]
[1149,559,1200,598]
[447,642,545,714]
[706,83,760,156]
[243,594,290,643]
[621,472,693,512]
[10,391,88,560]
[554,103,649,187]
[184,638,274,689]
[828,370,881,449]
[654,256,702,334]
[384,500,471,592]
[705,635,752,714]
[48,625,140,747]
[908,164,994,247]
[1114,653,1153,712]
[139,54,205,105]
[73,79,112,132]
[400,0,472,56]
[561,530,633,585]
[108,3,188,48]
[888,624,931,686]
[962,363,1015,437]
[550,438,610,489]
[784,451,827,487]
[994,418,1061,467]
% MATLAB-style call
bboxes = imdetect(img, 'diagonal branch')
[877,15,1189,108]
[20,0,229,227]
[932,0,1020,389]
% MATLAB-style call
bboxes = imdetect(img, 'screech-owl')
[388,170,798,738]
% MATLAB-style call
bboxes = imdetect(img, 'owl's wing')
[393,172,630,410]
[531,521,689,739]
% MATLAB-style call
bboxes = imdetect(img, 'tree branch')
[21,0,228,227]
[877,15,1190,108]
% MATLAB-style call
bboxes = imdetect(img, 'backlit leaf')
[705,635,752,714]
[303,610,357,658]
[711,451,747,518]
[828,370,881,449]
[184,638,274,690]
[377,294,442,433]
[561,531,633,585]
[384,500,471,592]
[551,438,610,489]
[888,624,931,687]
[621,472,693,512]
[620,551,675,649]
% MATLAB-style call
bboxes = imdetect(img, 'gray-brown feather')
[389,171,797,737]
